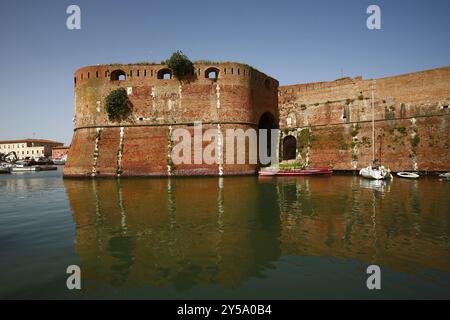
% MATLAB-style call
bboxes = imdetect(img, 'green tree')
[163,51,194,79]
[105,88,132,122]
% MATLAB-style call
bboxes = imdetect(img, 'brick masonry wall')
[278,67,450,172]
[64,63,279,177]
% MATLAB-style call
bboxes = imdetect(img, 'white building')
[0,139,63,160]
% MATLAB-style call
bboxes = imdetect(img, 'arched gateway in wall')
[64,62,279,177]
[258,112,279,161]
[282,135,297,160]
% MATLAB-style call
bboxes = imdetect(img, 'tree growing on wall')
[163,50,194,79]
[105,88,132,122]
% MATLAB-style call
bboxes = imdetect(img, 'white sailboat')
[438,172,450,181]
[359,80,392,180]
[360,165,390,180]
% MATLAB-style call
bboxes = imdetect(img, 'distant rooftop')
[0,139,64,145]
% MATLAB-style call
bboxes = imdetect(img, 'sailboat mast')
[371,80,376,162]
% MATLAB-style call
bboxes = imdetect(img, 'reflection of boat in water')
[397,172,420,179]
[259,167,332,176]
[359,178,389,193]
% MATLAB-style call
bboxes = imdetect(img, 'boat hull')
[359,166,390,180]
[259,168,332,176]
[397,172,419,179]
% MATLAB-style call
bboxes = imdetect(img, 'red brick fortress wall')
[64,62,279,177]
[278,67,450,172]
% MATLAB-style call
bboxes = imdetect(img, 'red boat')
[258,167,333,176]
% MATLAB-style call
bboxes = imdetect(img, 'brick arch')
[157,68,172,80]
[110,69,126,81]
[205,67,220,79]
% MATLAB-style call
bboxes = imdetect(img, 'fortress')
[64,63,450,177]
[65,62,278,177]
[278,66,450,172]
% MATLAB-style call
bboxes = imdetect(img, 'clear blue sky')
[0,0,449,145]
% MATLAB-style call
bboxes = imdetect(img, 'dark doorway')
[258,112,279,161]
[283,135,297,160]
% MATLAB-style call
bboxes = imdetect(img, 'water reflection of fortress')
[64,177,449,290]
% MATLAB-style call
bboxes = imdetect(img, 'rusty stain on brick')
[91,128,101,177]
[116,127,124,177]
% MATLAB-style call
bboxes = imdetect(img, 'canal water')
[0,168,449,299]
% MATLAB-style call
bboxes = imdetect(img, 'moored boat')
[12,166,42,172]
[53,159,66,165]
[52,154,67,165]
[33,157,54,165]
[359,165,392,180]
[397,172,419,179]
[359,81,393,181]
[259,167,332,176]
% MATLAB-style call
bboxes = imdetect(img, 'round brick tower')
[64,62,279,177]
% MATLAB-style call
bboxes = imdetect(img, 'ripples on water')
[0,168,449,299]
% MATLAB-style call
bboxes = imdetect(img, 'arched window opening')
[264,79,271,89]
[283,136,297,160]
[110,69,126,81]
[205,67,219,80]
[157,68,172,80]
